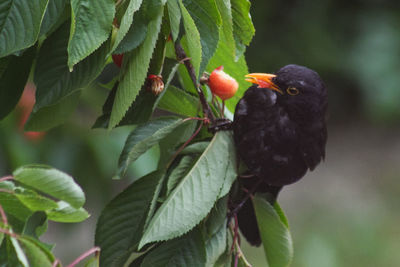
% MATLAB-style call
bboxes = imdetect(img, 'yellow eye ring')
[286,87,299,96]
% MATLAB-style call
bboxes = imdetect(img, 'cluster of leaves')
[1,0,293,266]
[0,165,92,266]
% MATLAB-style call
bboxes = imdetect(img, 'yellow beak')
[245,73,283,94]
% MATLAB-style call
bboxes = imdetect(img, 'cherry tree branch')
[174,42,215,124]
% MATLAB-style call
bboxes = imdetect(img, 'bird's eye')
[286,87,299,96]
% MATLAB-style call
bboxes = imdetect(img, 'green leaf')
[205,196,228,237]
[10,236,29,267]
[218,132,237,198]
[231,0,255,46]
[216,0,235,57]
[25,90,81,131]
[95,170,164,267]
[205,221,227,267]
[111,0,143,54]
[68,0,115,69]
[109,2,164,128]
[23,212,48,239]
[139,131,233,248]
[182,0,221,76]
[167,0,181,41]
[0,184,33,222]
[0,46,36,120]
[180,141,208,155]
[13,165,85,208]
[113,13,147,55]
[39,0,67,38]
[84,255,100,267]
[17,236,54,267]
[32,21,108,129]
[46,201,89,222]
[252,194,294,267]
[140,227,206,267]
[117,117,186,178]
[15,189,58,211]
[158,85,199,117]
[0,0,49,57]
[34,21,108,111]
[166,155,195,195]
[179,0,201,78]
[157,119,197,167]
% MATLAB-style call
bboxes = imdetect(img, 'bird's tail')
[237,183,282,246]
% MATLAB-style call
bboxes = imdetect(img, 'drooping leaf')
[39,0,67,38]
[157,119,197,167]
[10,236,29,267]
[23,212,48,239]
[17,236,53,267]
[205,221,227,267]
[15,189,58,211]
[166,155,195,195]
[182,0,222,76]
[180,141,208,155]
[46,201,89,223]
[231,0,255,46]
[179,0,201,78]
[252,194,294,267]
[140,227,206,267]
[109,3,164,128]
[216,0,235,57]
[218,132,237,198]
[0,46,36,120]
[34,21,108,110]
[13,165,85,208]
[113,6,148,55]
[0,0,49,57]
[139,131,233,248]
[110,0,143,54]
[25,90,81,131]
[205,196,228,237]
[68,0,115,69]
[167,0,181,41]
[95,170,164,267]
[158,85,199,117]
[32,21,108,129]
[117,117,187,178]
[0,182,33,222]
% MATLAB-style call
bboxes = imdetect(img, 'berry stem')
[66,247,100,267]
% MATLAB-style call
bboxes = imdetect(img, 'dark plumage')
[233,64,327,246]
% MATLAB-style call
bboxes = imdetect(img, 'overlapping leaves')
[0,165,89,266]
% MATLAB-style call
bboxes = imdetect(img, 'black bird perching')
[233,64,327,245]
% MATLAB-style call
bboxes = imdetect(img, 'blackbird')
[232,64,327,246]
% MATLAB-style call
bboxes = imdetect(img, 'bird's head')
[245,64,327,124]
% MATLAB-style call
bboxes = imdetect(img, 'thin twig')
[66,247,100,267]
[174,42,215,123]
[52,259,61,267]
[166,121,204,168]
[0,227,18,238]
[0,175,13,182]
[0,205,8,225]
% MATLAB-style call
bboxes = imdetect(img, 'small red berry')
[112,54,124,68]
[208,66,238,100]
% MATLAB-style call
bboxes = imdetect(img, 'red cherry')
[208,66,238,100]
[112,54,124,68]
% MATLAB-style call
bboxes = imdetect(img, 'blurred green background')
[1,0,400,266]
